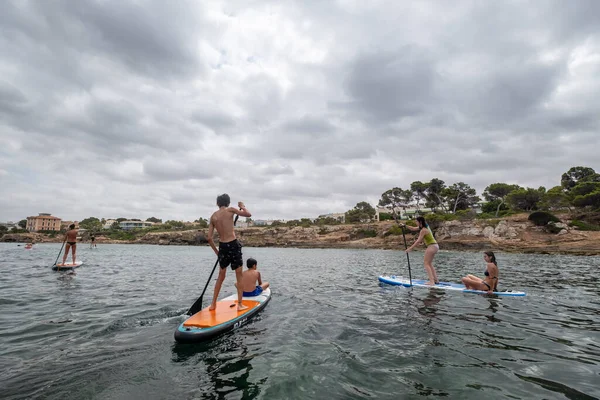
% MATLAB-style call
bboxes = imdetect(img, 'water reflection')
[172,335,264,399]
[417,290,444,317]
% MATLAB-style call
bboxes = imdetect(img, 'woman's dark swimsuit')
[482,270,498,290]
[218,239,243,270]
[67,242,77,246]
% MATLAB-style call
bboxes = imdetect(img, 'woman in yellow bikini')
[401,216,439,285]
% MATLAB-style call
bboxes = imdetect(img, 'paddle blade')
[187,297,204,316]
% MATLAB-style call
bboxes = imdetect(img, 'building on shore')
[27,213,62,232]
[119,220,154,230]
[103,219,118,229]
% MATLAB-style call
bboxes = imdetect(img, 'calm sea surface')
[0,243,599,399]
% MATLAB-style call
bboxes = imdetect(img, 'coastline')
[3,214,600,256]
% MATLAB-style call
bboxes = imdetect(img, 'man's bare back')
[241,269,261,292]
[210,207,238,243]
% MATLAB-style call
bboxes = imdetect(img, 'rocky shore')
[3,214,600,255]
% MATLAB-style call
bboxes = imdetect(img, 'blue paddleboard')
[379,275,526,296]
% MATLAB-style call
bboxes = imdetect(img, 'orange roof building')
[27,213,62,232]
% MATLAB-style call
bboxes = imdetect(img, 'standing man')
[207,194,252,311]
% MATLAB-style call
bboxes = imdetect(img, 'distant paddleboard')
[175,288,272,343]
[52,261,83,271]
[379,275,526,297]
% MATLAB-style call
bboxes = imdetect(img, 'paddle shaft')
[187,257,220,315]
[52,235,67,266]
[401,226,413,285]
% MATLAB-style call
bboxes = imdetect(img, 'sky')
[1,0,599,223]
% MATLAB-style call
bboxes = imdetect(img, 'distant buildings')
[252,219,276,226]
[0,221,20,231]
[27,213,62,232]
[119,220,154,230]
[103,219,118,229]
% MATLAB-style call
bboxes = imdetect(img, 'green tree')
[379,187,411,220]
[572,191,600,209]
[561,166,600,191]
[541,186,571,211]
[410,181,428,211]
[165,220,184,229]
[569,181,600,209]
[315,217,341,225]
[425,178,448,212]
[18,219,27,229]
[0,225,8,233]
[443,182,480,213]
[300,218,313,227]
[570,182,600,197]
[116,218,127,222]
[111,221,121,229]
[146,217,162,223]
[346,202,376,223]
[194,218,208,228]
[506,187,544,211]
[483,183,521,217]
[79,217,102,232]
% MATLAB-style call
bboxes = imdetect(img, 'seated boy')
[239,257,270,297]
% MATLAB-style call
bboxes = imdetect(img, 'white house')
[119,220,154,230]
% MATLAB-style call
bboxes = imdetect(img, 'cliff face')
[3,214,599,255]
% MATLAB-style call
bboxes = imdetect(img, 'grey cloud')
[52,0,204,79]
[458,62,563,128]
[191,110,236,132]
[142,159,216,182]
[282,116,335,135]
[343,48,436,123]
[0,82,28,113]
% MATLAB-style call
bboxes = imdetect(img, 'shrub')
[385,225,404,236]
[378,212,394,221]
[528,211,560,226]
[318,227,329,235]
[352,228,377,239]
[107,230,137,240]
[569,220,600,231]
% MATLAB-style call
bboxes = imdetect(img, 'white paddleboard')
[53,261,83,271]
[379,275,526,296]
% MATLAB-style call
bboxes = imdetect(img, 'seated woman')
[461,251,499,293]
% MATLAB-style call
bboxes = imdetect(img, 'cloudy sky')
[1,0,599,223]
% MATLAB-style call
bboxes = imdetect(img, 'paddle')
[52,234,68,267]
[187,256,220,315]
[401,225,413,286]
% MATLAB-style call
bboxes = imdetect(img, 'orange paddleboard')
[183,300,260,328]
[175,288,272,343]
